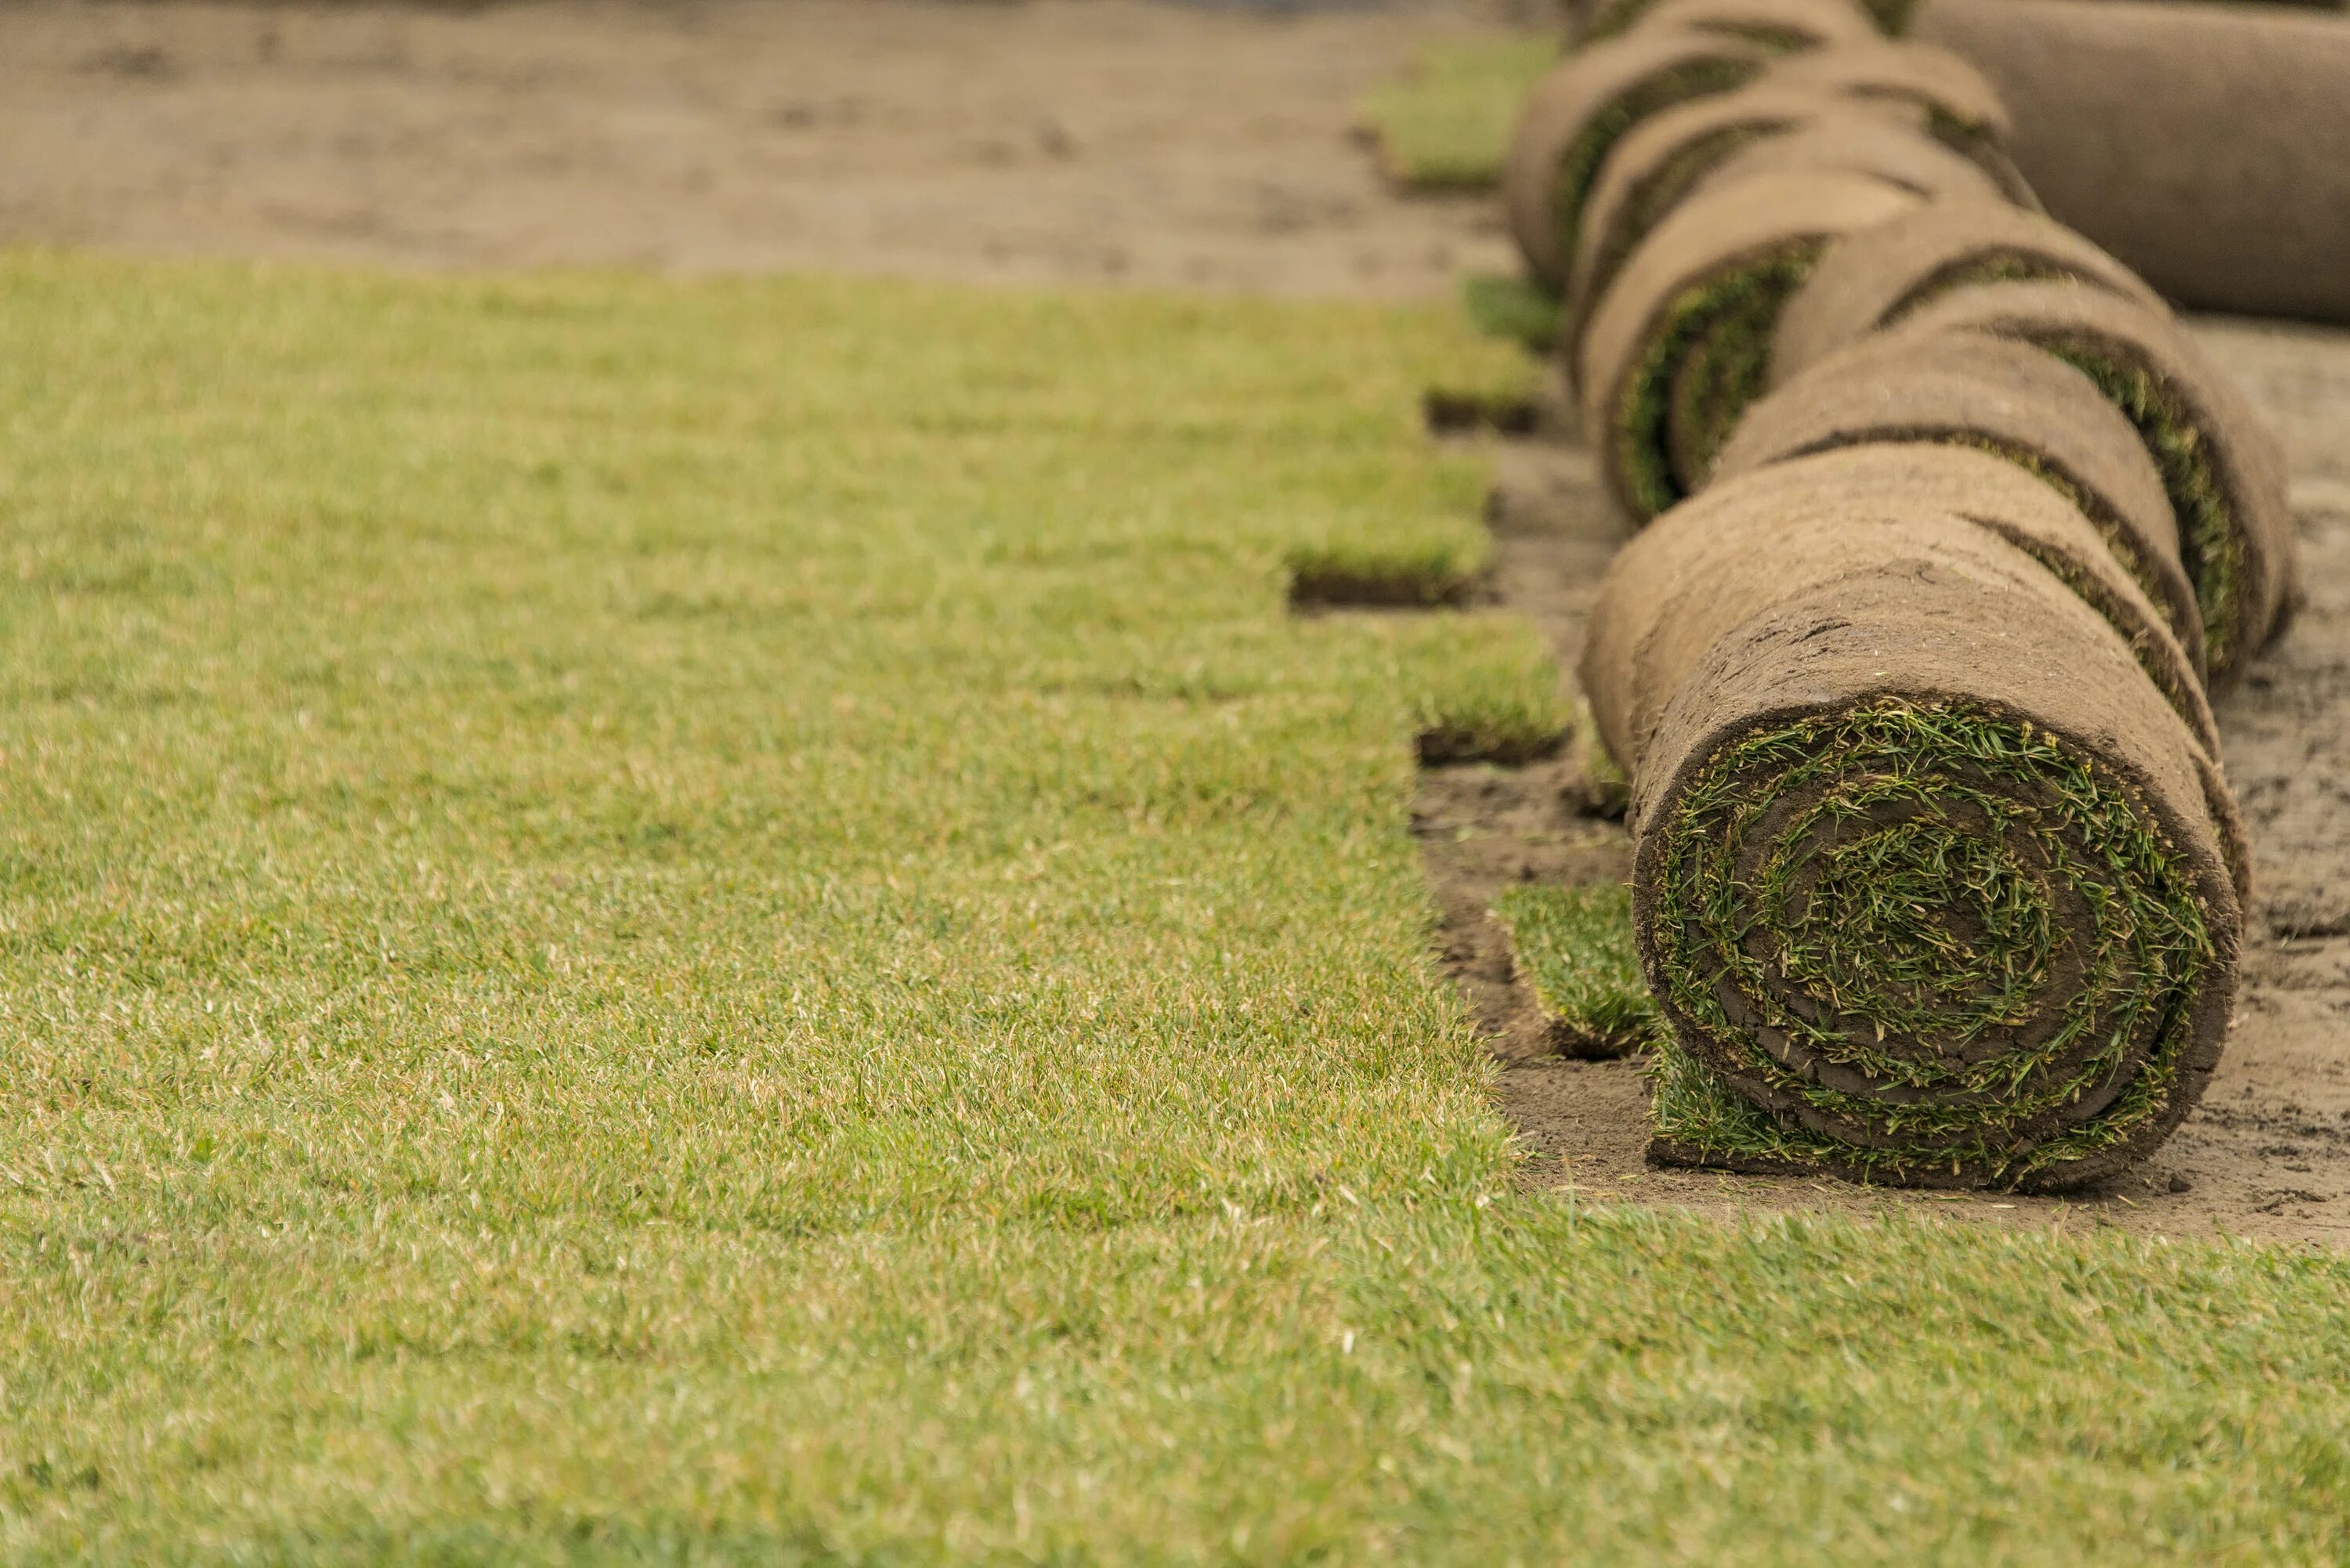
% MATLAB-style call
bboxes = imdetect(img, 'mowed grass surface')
[3,253,2348,1563]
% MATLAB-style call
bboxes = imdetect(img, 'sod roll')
[1695,446,2228,786]
[1711,331,2205,671]
[1886,280,2297,681]
[1911,0,2350,321]
[1572,0,1912,43]
[1694,117,2008,212]
[1580,468,2244,1189]
[1770,197,2165,383]
[1578,168,1922,519]
[1634,0,1888,49]
[1762,39,2031,201]
[1504,31,1772,292]
[1566,90,2005,351]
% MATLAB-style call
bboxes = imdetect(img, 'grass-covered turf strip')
[1356,34,1561,190]
[1493,882,1661,1055]
[3,253,2345,1561]
[1460,273,1565,352]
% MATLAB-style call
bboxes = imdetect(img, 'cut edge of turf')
[1492,880,1661,1058]
[1353,34,1564,193]
[1286,541,1495,609]
[1459,273,1564,354]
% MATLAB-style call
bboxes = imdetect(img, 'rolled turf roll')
[1696,447,2229,797]
[1913,0,2350,322]
[1577,168,1921,521]
[1885,280,2297,682]
[1694,114,2012,208]
[1572,0,1912,45]
[1632,0,1886,50]
[1579,471,2244,1190]
[1770,197,2164,385]
[1711,331,2206,672]
[1504,31,1773,292]
[1762,40,2032,202]
[1565,90,2008,350]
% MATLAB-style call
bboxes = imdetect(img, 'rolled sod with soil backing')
[1504,31,1772,292]
[1913,0,2350,322]
[1883,280,2298,682]
[1564,90,2009,351]
[1579,468,2245,1190]
[1711,331,2205,672]
[1577,167,1921,519]
[1572,0,1912,44]
[1763,40,2031,201]
[1693,117,2011,216]
[1770,197,2164,385]
[1634,0,1887,49]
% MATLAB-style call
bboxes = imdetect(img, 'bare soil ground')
[7,0,2347,1244]
[0,0,1517,295]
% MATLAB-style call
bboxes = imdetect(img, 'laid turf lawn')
[1355,34,1560,190]
[4,252,2349,1563]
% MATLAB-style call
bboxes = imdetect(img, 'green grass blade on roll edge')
[1877,264,2254,670]
[1643,699,2215,1189]
[2047,345,2250,677]
[1614,242,1820,518]
[1493,882,1661,1055]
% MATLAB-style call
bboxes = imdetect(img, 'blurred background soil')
[0,0,1523,294]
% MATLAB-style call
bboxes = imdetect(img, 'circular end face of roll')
[1710,329,2205,674]
[1636,682,2238,1191]
[1593,506,2245,1190]
[1635,0,1884,52]
[1503,32,1771,291]
[1578,167,1922,521]
[1885,278,2296,684]
[1770,196,2165,386]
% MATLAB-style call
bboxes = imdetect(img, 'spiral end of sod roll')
[1636,696,2235,1190]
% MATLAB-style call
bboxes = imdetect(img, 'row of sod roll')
[1502,0,2299,1187]
[1563,0,2350,323]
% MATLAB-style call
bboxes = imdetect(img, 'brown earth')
[0,0,1520,295]
[5,0,2347,1243]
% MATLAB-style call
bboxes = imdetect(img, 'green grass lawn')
[1356,35,1561,190]
[4,252,2348,1564]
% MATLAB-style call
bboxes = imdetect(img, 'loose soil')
[0,0,1520,296]
[7,0,2348,1243]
